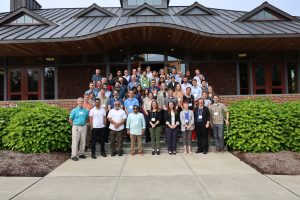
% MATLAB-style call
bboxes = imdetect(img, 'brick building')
[0,0,299,101]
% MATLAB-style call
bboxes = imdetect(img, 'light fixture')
[170,48,175,52]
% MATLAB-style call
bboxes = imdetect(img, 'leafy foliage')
[1,103,71,153]
[225,98,300,153]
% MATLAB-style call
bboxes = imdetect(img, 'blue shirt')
[148,86,160,93]
[92,74,103,83]
[69,107,89,125]
[128,82,140,91]
[108,98,124,109]
[126,113,146,135]
[124,98,139,114]
[85,89,99,97]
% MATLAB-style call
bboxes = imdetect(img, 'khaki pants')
[130,134,143,154]
[110,129,124,153]
[71,125,87,158]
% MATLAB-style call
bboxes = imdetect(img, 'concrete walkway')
[2,152,300,200]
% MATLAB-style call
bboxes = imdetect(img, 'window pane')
[44,67,55,99]
[24,15,33,23]
[0,68,4,101]
[10,71,21,93]
[27,70,39,92]
[239,63,249,93]
[255,65,265,86]
[128,0,137,5]
[271,64,282,86]
[256,89,266,94]
[147,54,164,62]
[287,63,297,93]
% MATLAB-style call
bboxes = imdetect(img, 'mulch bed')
[0,150,69,177]
[232,151,300,175]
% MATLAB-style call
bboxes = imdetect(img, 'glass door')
[253,63,285,94]
[8,68,41,100]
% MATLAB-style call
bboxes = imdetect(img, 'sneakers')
[78,155,86,159]
[152,150,155,155]
[71,157,78,161]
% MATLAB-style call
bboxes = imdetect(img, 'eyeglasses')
[133,108,139,110]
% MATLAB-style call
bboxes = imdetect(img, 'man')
[167,76,178,91]
[181,76,192,93]
[118,78,128,99]
[202,92,211,107]
[92,69,103,86]
[126,105,146,156]
[85,82,98,97]
[98,89,109,111]
[201,80,209,94]
[169,68,178,80]
[146,66,153,79]
[152,70,159,85]
[177,71,183,83]
[209,95,230,153]
[108,90,124,110]
[83,94,93,150]
[128,75,140,91]
[89,98,107,159]
[114,70,128,86]
[148,79,160,93]
[140,71,150,89]
[185,70,193,84]
[193,69,202,87]
[69,97,89,161]
[167,89,178,108]
[123,70,130,83]
[137,67,142,77]
[194,98,210,154]
[107,101,127,156]
[191,79,202,101]
[103,83,111,98]
[129,69,140,82]
[124,91,139,115]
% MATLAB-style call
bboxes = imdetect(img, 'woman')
[174,84,184,111]
[180,102,195,154]
[157,83,168,125]
[165,101,180,155]
[136,85,143,95]
[183,87,195,110]
[148,100,162,155]
[208,86,215,104]
[143,92,155,143]
[142,88,149,100]
[140,71,150,90]
[132,87,142,106]
[158,77,165,88]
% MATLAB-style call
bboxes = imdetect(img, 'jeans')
[196,123,208,152]
[149,126,161,150]
[182,130,192,147]
[166,127,177,152]
[212,124,224,149]
[91,128,105,155]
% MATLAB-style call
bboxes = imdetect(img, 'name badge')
[194,94,198,98]
[102,105,106,108]
[79,112,83,115]
[178,98,181,101]
[151,118,155,122]
[143,84,146,87]
[198,115,202,119]
[214,112,219,116]
[189,103,192,106]
[129,106,133,109]
[185,120,189,123]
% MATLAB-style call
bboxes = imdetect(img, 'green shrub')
[279,101,300,152]
[2,103,71,153]
[225,98,287,153]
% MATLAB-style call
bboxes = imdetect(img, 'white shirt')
[193,76,201,86]
[107,108,127,131]
[89,107,106,128]
[181,83,192,93]
[146,72,153,79]
[105,90,111,98]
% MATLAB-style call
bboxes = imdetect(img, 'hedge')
[225,98,300,153]
[0,103,71,153]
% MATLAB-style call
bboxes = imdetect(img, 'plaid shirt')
[209,103,228,125]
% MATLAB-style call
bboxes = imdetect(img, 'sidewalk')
[1,152,300,200]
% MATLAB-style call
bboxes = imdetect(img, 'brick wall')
[190,62,237,95]
[0,94,299,111]
[58,65,105,99]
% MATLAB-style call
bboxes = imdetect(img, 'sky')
[1,0,300,16]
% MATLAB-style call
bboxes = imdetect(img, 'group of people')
[69,67,229,161]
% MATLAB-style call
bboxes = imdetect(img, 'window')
[287,63,297,94]
[44,67,55,99]
[249,10,282,21]
[9,14,41,24]
[0,68,4,101]
[131,54,164,62]
[239,63,249,95]
[128,0,162,6]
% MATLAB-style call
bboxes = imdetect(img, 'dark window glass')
[287,63,297,93]
[110,50,128,62]
[27,70,39,92]
[44,67,55,99]
[7,57,43,65]
[256,89,266,94]
[10,71,21,92]
[11,95,21,100]
[252,52,284,60]
[239,63,249,94]
[0,68,4,101]
[272,89,282,94]
[28,95,38,100]
[255,65,265,86]
[271,64,282,86]
[86,54,103,63]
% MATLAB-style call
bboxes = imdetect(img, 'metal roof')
[0,2,300,43]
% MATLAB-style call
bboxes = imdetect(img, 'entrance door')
[253,63,285,94]
[8,68,41,100]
